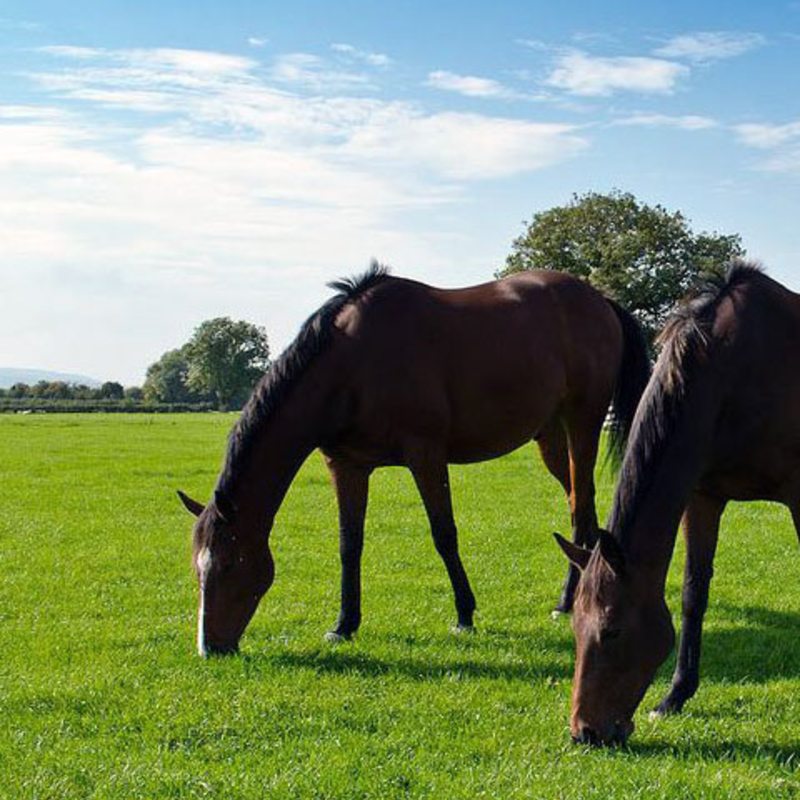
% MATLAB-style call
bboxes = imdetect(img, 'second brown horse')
[179,263,649,655]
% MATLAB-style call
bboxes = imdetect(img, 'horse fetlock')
[324,630,354,644]
[450,622,476,635]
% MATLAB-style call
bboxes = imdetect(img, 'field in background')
[1,414,799,799]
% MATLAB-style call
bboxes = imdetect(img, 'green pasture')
[1,414,799,798]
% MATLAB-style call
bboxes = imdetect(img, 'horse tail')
[606,299,651,469]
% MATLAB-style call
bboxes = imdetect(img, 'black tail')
[606,299,651,468]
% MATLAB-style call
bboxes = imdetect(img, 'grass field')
[1,414,799,799]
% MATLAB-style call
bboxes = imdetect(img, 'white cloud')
[343,112,586,179]
[37,45,255,76]
[515,38,550,51]
[546,50,688,96]
[735,121,800,148]
[734,120,800,174]
[611,113,717,130]
[654,32,765,63]
[247,37,268,48]
[0,104,68,121]
[39,45,105,59]
[270,52,372,90]
[426,70,516,99]
[331,43,391,67]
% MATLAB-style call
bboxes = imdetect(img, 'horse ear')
[177,490,204,517]
[598,531,626,576]
[553,532,592,571]
[214,489,236,522]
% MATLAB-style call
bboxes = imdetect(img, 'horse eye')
[600,627,621,642]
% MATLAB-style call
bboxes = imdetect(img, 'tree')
[9,383,30,398]
[184,317,269,410]
[124,386,144,401]
[98,381,125,400]
[499,190,745,344]
[143,349,195,403]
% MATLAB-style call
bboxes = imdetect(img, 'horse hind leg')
[535,418,578,614]
[552,409,603,613]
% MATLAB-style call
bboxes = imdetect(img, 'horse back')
[327,271,622,463]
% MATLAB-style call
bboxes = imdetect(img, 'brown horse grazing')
[179,262,649,656]
[556,262,800,746]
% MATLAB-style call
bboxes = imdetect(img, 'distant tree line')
[0,380,134,401]
[2,317,270,413]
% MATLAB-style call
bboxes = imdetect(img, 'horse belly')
[444,372,562,463]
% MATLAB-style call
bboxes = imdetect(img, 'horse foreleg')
[653,491,725,716]
[408,448,477,631]
[325,459,370,642]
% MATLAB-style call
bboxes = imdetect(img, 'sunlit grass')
[1,414,799,798]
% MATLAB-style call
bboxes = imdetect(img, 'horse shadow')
[240,624,576,684]
[624,735,800,766]
[679,602,800,685]
[236,601,800,688]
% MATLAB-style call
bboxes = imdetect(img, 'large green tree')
[183,317,269,410]
[499,190,744,344]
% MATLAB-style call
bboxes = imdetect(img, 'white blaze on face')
[196,546,212,657]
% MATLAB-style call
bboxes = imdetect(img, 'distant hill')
[0,368,101,389]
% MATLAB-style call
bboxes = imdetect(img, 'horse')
[178,262,650,656]
[556,261,800,746]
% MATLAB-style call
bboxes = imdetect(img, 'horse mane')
[216,260,391,494]
[608,259,765,539]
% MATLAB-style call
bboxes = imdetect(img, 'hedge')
[0,399,218,414]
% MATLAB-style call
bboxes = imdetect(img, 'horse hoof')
[450,623,476,635]
[323,631,351,644]
[650,699,682,719]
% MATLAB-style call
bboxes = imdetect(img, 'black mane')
[216,261,391,494]
[608,260,765,540]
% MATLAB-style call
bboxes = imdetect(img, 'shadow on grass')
[685,602,800,685]
[239,626,574,683]
[623,735,800,768]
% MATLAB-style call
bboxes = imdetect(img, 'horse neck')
[219,371,334,534]
[610,365,724,582]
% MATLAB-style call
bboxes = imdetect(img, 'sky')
[1,1,799,384]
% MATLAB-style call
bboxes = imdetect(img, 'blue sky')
[1,1,799,383]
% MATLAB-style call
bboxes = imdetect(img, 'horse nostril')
[205,641,240,657]
[572,725,600,746]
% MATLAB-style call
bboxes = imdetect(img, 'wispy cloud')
[270,52,372,90]
[546,50,688,96]
[247,37,268,48]
[735,120,800,148]
[734,119,800,173]
[515,38,550,51]
[654,31,765,63]
[331,43,391,67]
[425,70,543,101]
[2,46,590,377]
[611,113,717,130]
[0,17,40,31]
[38,45,255,74]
